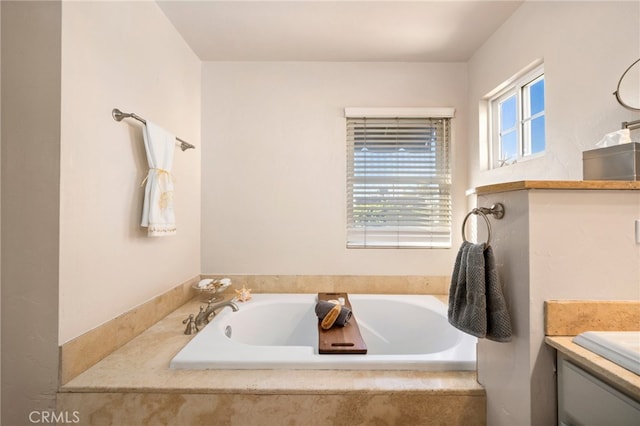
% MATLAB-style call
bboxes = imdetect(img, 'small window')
[489,66,545,168]
[345,109,453,249]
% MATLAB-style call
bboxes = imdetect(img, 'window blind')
[346,116,452,248]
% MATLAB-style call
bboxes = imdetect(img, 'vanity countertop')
[469,180,640,195]
[546,335,640,402]
[544,300,640,402]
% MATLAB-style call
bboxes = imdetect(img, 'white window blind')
[346,115,452,249]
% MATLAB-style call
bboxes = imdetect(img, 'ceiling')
[157,0,524,62]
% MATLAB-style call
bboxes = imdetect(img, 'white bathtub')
[170,294,477,370]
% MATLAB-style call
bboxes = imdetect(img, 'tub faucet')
[194,299,239,329]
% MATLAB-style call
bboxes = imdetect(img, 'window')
[489,66,545,168]
[345,108,453,249]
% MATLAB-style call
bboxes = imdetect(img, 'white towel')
[141,121,176,236]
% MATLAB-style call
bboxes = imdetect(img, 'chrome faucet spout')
[210,300,239,313]
[194,300,239,329]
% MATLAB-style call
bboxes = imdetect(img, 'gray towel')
[448,242,512,342]
[315,301,352,327]
[483,245,512,342]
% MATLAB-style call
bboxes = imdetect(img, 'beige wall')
[467,1,640,188]
[0,2,3,422]
[477,189,640,426]
[2,1,201,422]
[0,3,3,422]
[58,1,202,344]
[467,2,640,425]
[1,1,62,422]
[202,62,468,276]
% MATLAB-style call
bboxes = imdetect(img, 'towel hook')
[461,203,505,246]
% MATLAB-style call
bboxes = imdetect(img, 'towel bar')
[112,108,195,151]
[461,203,505,246]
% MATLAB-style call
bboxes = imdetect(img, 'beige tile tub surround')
[60,275,200,385]
[58,392,486,426]
[201,275,451,295]
[60,275,450,385]
[59,293,485,425]
[544,300,640,336]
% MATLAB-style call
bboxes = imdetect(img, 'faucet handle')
[182,314,199,335]
[196,304,211,326]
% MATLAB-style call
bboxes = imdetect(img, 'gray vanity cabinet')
[557,354,640,426]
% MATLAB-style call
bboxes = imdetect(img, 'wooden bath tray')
[317,292,367,354]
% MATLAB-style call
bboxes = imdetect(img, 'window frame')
[489,65,545,168]
[345,108,454,249]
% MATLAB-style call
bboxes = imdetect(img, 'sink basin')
[573,331,640,375]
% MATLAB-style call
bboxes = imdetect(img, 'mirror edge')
[613,58,640,111]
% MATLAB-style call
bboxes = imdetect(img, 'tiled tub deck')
[58,295,486,425]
